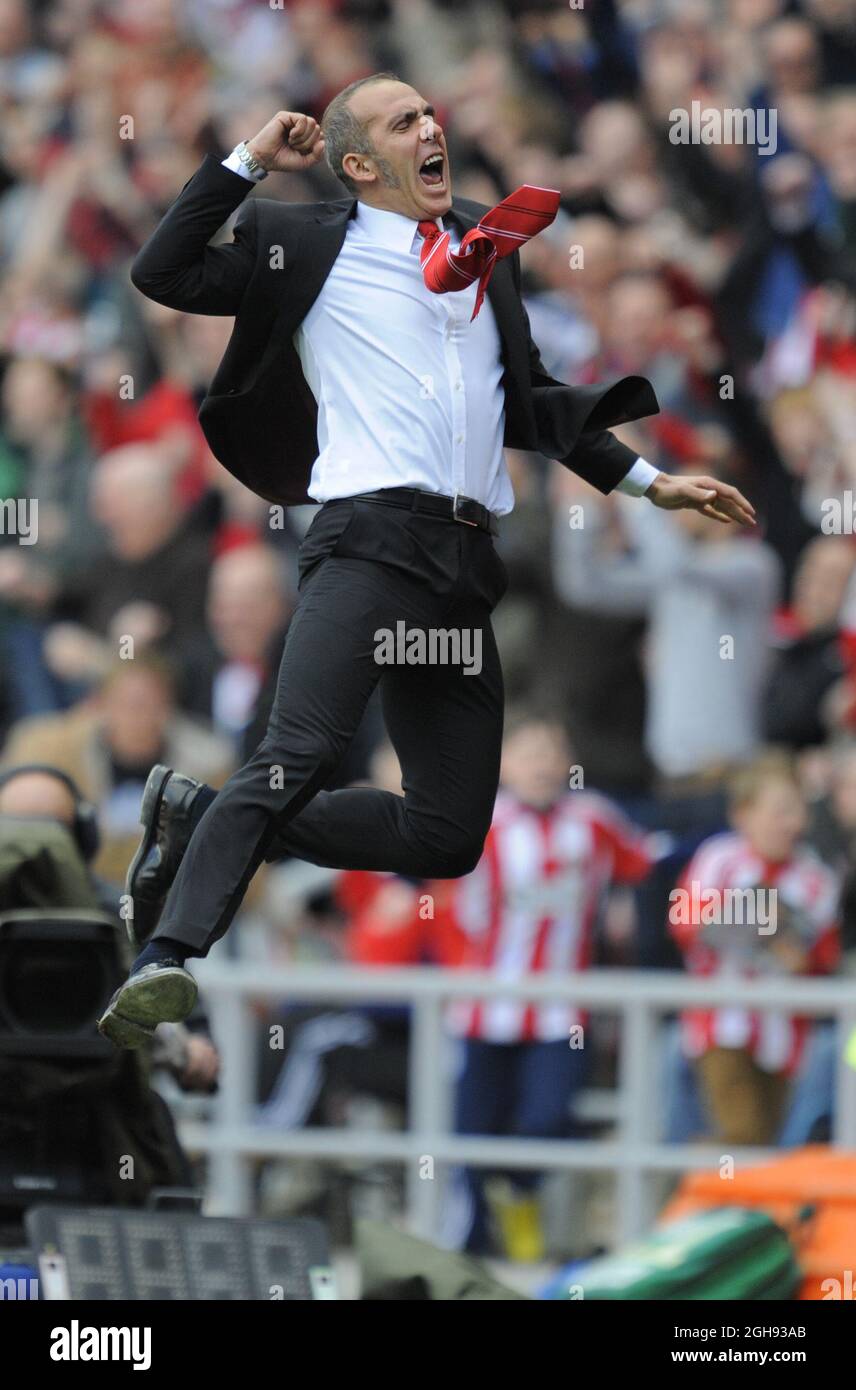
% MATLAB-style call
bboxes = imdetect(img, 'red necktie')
[418,184,560,321]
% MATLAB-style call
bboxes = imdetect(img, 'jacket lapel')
[275,198,357,332]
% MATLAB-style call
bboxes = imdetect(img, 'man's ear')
[342,152,375,187]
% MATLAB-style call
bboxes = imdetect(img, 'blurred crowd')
[3,0,856,1259]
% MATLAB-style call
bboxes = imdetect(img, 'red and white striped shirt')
[448,790,653,1042]
[670,831,840,1074]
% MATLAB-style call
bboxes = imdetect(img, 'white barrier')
[179,963,856,1242]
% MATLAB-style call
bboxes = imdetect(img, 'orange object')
[661,1147,856,1299]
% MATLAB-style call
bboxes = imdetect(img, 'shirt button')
[456,434,464,444]
[455,380,463,391]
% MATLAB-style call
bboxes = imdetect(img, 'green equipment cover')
[551,1207,801,1301]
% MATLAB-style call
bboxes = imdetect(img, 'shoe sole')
[124,765,172,950]
[97,967,198,1049]
[96,1010,154,1050]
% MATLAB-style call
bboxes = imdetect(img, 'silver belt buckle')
[453,492,479,526]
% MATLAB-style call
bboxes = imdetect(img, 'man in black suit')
[99,74,754,1046]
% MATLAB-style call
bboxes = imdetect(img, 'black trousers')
[155,496,508,956]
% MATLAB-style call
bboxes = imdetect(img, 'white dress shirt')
[223,150,659,511]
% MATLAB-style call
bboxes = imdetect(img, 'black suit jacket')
[131,156,659,505]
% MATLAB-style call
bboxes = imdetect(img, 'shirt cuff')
[222,148,267,183]
[616,457,660,498]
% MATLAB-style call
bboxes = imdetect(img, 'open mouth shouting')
[419,151,446,189]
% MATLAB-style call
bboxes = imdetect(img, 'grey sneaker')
[97,961,198,1050]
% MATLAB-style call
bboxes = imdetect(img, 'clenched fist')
[247,111,325,173]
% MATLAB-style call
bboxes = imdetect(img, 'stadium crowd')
[2,0,856,1258]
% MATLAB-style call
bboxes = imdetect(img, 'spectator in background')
[180,543,294,759]
[755,17,823,115]
[2,654,232,887]
[819,90,856,253]
[776,736,856,1143]
[44,442,211,695]
[0,764,103,912]
[763,535,856,749]
[516,213,616,380]
[0,358,100,585]
[552,461,781,812]
[444,710,653,1261]
[0,0,64,104]
[82,331,209,508]
[0,357,104,721]
[584,271,684,401]
[806,738,856,972]
[670,750,840,1147]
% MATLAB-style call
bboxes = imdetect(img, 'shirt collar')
[354,201,449,254]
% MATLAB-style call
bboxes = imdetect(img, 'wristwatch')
[235,140,267,179]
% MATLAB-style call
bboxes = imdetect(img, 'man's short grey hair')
[321,72,402,194]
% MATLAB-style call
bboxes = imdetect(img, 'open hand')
[647,472,756,526]
[247,111,325,174]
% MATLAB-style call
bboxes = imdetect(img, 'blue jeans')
[660,1018,711,1141]
[444,1036,589,1253]
[778,1022,837,1146]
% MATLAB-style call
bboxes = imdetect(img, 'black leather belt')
[344,487,499,536]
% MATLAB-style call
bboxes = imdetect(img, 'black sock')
[131,937,189,974]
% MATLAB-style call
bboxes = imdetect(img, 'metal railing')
[179,962,856,1244]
